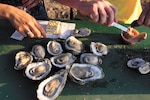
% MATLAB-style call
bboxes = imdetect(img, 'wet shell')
[70,28,91,37]
[90,42,108,56]
[80,53,102,65]
[121,27,147,45]
[14,51,33,70]
[68,63,105,85]
[47,40,63,56]
[37,69,68,100]
[127,58,146,69]
[65,36,84,54]
[50,53,76,68]
[25,58,52,80]
[31,45,45,60]
[138,62,150,74]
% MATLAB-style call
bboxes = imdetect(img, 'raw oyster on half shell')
[14,51,33,70]
[70,28,91,37]
[68,63,105,85]
[47,40,63,56]
[80,53,102,65]
[127,58,146,69]
[37,69,68,100]
[65,36,84,54]
[90,42,108,56]
[138,62,150,74]
[50,53,76,68]
[31,45,45,60]
[25,58,52,80]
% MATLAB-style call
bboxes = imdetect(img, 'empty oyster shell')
[90,42,108,56]
[127,58,146,69]
[80,53,102,65]
[14,51,33,70]
[68,63,105,85]
[138,62,150,74]
[121,27,147,45]
[31,45,45,60]
[50,53,76,68]
[70,28,91,37]
[47,40,63,56]
[37,69,68,100]
[25,58,52,80]
[65,36,84,54]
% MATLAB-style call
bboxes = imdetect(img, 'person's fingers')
[35,22,46,38]
[22,0,39,9]
[97,6,107,24]
[105,7,114,26]
[143,11,150,27]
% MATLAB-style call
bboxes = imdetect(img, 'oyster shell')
[47,40,63,56]
[138,62,150,74]
[121,27,147,45]
[68,63,105,85]
[127,58,146,69]
[90,42,108,56]
[80,53,102,65]
[37,69,68,100]
[14,51,33,70]
[25,58,52,80]
[70,28,91,37]
[65,36,84,54]
[31,45,45,60]
[50,53,76,68]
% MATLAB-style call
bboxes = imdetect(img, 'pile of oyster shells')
[14,28,108,100]
[127,58,150,74]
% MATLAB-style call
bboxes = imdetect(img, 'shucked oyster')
[65,36,84,54]
[25,58,52,80]
[47,40,63,56]
[37,69,68,100]
[31,45,45,60]
[50,53,76,68]
[138,62,150,74]
[68,63,105,85]
[70,28,91,37]
[14,51,33,70]
[80,53,102,65]
[90,42,108,56]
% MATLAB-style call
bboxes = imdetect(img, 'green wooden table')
[0,19,150,100]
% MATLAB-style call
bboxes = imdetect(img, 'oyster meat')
[65,36,84,54]
[25,58,52,80]
[37,69,68,100]
[70,28,91,37]
[80,53,102,65]
[31,45,45,60]
[90,42,108,56]
[47,40,63,56]
[127,58,146,69]
[50,53,76,68]
[14,51,33,70]
[138,62,150,74]
[68,63,105,85]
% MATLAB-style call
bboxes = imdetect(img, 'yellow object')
[108,0,142,24]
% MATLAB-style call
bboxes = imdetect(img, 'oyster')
[80,53,102,65]
[31,45,45,60]
[127,58,146,69]
[47,40,63,56]
[14,51,33,70]
[121,27,147,45]
[90,42,108,56]
[70,28,91,37]
[68,63,105,85]
[50,53,76,68]
[37,69,68,100]
[138,62,150,74]
[65,36,84,54]
[25,58,52,80]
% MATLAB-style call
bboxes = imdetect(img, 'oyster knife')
[111,22,128,32]
[130,20,140,27]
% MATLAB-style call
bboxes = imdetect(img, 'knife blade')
[111,22,128,32]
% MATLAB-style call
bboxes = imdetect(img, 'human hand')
[137,2,150,28]
[8,6,46,38]
[22,0,42,9]
[76,0,117,26]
